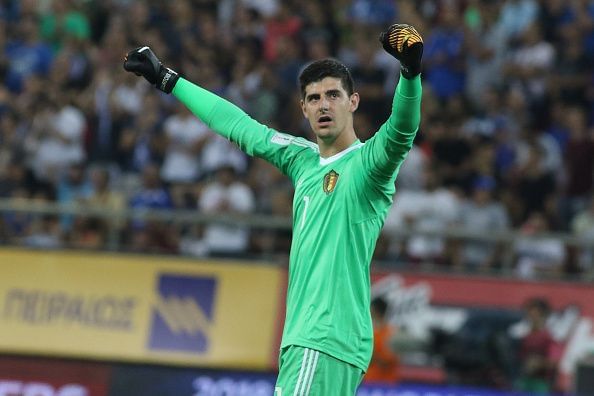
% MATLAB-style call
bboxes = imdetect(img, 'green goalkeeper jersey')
[173,75,421,371]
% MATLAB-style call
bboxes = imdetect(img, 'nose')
[320,97,329,111]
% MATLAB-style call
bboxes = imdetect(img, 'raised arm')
[123,46,316,180]
[361,24,423,182]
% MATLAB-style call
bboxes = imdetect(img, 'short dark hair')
[298,58,354,98]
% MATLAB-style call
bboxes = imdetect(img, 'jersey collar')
[319,140,364,166]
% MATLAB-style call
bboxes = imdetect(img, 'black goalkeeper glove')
[123,46,179,94]
[379,24,423,79]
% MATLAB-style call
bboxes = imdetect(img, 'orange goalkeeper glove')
[379,24,423,79]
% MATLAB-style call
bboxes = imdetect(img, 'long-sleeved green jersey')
[173,75,421,371]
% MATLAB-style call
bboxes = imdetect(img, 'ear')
[301,99,307,118]
[349,92,360,113]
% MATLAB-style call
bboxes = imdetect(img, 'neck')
[317,129,357,158]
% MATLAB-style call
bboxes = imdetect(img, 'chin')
[315,128,335,140]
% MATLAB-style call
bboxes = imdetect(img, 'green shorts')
[274,345,364,396]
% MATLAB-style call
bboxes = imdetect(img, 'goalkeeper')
[124,24,423,395]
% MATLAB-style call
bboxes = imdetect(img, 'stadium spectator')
[115,93,162,173]
[2,187,33,245]
[515,212,566,278]
[39,0,91,55]
[56,162,93,237]
[349,31,390,132]
[454,176,510,271]
[247,158,293,257]
[22,214,62,249]
[430,117,474,192]
[514,297,561,394]
[128,163,176,254]
[464,0,508,109]
[571,196,594,272]
[263,2,301,63]
[199,165,255,257]
[200,133,248,177]
[24,92,86,183]
[560,107,594,228]
[364,297,400,384]
[0,107,26,169]
[160,102,211,185]
[423,8,466,100]
[548,34,592,107]
[67,216,106,250]
[85,167,126,231]
[4,15,53,93]
[394,141,428,192]
[503,22,555,108]
[385,168,461,265]
[497,0,539,41]
[512,140,557,225]
[0,158,27,200]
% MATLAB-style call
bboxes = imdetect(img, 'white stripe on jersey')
[271,132,319,151]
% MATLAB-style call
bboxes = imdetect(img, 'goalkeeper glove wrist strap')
[400,62,421,80]
[157,67,179,94]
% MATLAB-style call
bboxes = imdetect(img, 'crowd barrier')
[2,198,594,276]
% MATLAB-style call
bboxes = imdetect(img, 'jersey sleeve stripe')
[271,132,319,152]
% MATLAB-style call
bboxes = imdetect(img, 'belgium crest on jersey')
[323,170,339,194]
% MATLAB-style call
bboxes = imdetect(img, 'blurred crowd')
[0,0,593,279]
[364,294,563,393]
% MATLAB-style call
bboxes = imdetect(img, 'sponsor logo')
[322,170,339,194]
[271,133,295,146]
[161,69,176,91]
[372,274,591,391]
[2,289,136,330]
[148,274,217,354]
[0,381,88,396]
[193,376,274,396]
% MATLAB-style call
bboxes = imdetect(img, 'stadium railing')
[0,198,591,282]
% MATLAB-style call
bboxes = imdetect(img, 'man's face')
[301,77,359,142]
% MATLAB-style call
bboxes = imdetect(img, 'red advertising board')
[381,271,594,315]
[371,270,594,391]
[0,356,111,396]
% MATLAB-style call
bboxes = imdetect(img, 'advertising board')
[0,248,283,369]
[0,355,111,396]
[371,271,594,391]
[109,364,544,396]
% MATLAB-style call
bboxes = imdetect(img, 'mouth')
[317,115,333,128]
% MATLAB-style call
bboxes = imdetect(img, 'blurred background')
[0,0,594,395]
